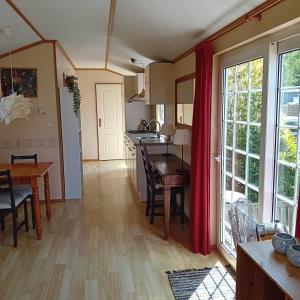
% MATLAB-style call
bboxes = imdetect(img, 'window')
[221,58,264,255]
[274,49,300,232]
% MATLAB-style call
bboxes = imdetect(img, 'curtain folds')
[191,41,213,255]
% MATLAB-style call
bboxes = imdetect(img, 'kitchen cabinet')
[124,134,137,189]
[144,62,173,105]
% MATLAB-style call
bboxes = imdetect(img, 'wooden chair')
[0,169,29,247]
[11,154,37,229]
[139,140,185,224]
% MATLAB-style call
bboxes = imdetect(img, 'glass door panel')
[274,49,300,233]
[221,58,263,256]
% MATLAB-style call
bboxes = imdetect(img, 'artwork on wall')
[0,68,37,97]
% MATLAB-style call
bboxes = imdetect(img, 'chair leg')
[146,188,150,216]
[24,201,29,232]
[171,192,177,215]
[0,213,4,231]
[30,197,35,229]
[180,190,185,223]
[150,193,155,224]
[12,210,18,247]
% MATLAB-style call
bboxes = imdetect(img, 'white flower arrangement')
[0,93,32,125]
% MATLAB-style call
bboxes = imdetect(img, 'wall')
[168,0,300,246]
[76,69,124,160]
[0,43,62,200]
[55,46,76,88]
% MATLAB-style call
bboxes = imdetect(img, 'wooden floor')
[0,160,224,300]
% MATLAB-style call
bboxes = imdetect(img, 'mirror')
[175,73,195,127]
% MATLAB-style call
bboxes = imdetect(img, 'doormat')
[166,265,236,300]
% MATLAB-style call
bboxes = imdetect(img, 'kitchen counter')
[125,132,170,146]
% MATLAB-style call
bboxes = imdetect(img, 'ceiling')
[0,0,265,75]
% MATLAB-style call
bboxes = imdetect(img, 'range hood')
[126,73,145,103]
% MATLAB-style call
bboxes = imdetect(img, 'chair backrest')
[0,169,15,208]
[11,154,38,164]
[228,198,259,247]
[139,140,156,191]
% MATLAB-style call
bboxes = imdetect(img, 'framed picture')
[1,68,37,97]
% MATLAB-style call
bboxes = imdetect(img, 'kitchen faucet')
[146,119,161,138]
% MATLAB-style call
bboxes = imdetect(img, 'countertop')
[125,132,170,146]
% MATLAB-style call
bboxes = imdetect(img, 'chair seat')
[14,185,32,198]
[0,192,27,209]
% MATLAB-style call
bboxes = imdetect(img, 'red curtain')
[295,193,300,237]
[191,41,213,255]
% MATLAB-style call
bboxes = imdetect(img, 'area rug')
[166,265,236,300]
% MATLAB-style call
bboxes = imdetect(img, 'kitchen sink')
[139,136,157,140]
[127,130,156,134]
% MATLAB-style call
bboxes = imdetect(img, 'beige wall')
[76,69,124,160]
[168,0,300,246]
[56,46,76,88]
[0,43,62,199]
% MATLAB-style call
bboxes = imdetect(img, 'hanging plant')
[65,75,81,117]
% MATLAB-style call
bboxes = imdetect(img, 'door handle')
[98,118,102,127]
[214,155,221,163]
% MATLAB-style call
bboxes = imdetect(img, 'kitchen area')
[123,61,194,234]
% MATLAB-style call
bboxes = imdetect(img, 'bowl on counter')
[272,232,296,254]
[287,244,300,267]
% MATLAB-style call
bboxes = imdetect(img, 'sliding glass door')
[220,58,264,255]
[274,49,300,232]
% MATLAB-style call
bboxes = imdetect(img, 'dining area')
[0,154,54,247]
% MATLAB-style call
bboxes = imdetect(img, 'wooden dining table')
[148,154,190,240]
[0,162,54,240]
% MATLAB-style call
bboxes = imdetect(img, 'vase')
[272,232,296,254]
[287,244,300,267]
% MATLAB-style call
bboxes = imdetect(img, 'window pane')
[226,94,234,120]
[237,63,249,91]
[236,93,248,121]
[235,152,246,180]
[249,92,262,123]
[234,181,245,199]
[248,188,259,203]
[226,149,233,173]
[248,157,259,187]
[226,66,235,93]
[226,122,233,147]
[279,91,299,126]
[249,125,260,155]
[279,128,297,163]
[236,124,247,151]
[277,164,296,200]
[276,199,294,232]
[250,58,263,89]
[224,176,233,205]
[281,50,300,88]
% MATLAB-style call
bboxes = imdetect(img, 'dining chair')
[139,140,185,224]
[11,154,37,229]
[0,169,30,247]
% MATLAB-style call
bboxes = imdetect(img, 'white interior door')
[96,84,124,160]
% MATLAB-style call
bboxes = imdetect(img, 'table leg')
[44,172,51,221]
[31,178,42,240]
[164,186,171,240]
